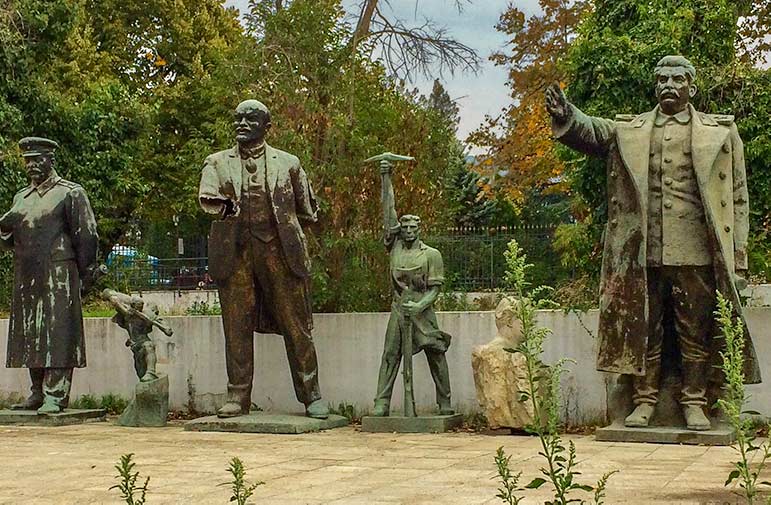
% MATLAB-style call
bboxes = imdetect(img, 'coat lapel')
[226,146,242,197]
[691,105,729,186]
[616,109,654,210]
[266,144,280,194]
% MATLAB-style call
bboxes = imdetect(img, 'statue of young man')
[372,159,453,417]
[1,137,99,414]
[198,100,328,419]
[545,55,760,430]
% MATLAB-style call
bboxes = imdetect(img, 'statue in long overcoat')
[1,137,99,414]
[546,56,760,431]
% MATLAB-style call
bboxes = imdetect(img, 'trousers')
[218,236,321,410]
[633,266,715,407]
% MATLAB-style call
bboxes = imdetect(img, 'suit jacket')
[553,103,760,383]
[199,143,318,279]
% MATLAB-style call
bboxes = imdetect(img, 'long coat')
[554,104,761,383]
[0,171,99,368]
[198,143,317,334]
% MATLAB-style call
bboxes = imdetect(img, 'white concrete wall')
[1,309,769,424]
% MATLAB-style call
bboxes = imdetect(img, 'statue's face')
[654,66,695,114]
[400,221,420,243]
[24,153,53,186]
[234,104,270,144]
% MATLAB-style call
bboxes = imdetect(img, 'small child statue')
[102,289,173,382]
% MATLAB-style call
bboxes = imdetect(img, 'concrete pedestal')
[0,409,106,426]
[184,412,348,434]
[361,414,463,433]
[596,421,735,445]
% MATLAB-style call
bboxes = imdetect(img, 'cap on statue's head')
[19,137,59,157]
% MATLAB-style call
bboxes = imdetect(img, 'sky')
[223,0,542,146]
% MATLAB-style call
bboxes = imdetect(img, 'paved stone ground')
[0,420,761,504]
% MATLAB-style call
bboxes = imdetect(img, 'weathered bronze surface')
[1,137,99,414]
[102,289,172,382]
[198,100,328,420]
[546,56,760,431]
[371,156,453,417]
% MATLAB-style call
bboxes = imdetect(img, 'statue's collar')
[654,105,691,126]
[24,169,60,198]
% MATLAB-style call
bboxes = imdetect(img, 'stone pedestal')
[117,375,169,427]
[184,412,348,434]
[599,373,734,446]
[472,340,537,430]
[361,414,463,433]
[0,409,106,426]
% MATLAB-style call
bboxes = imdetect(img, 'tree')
[424,78,460,131]
[561,0,771,277]
[468,0,589,210]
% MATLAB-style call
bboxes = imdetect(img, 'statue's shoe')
[217,402,246,418]
[10,394,43,411]
[438,403,455,416]
[140,372,159,382]
[624,403,655,427]
[684,405,711,431]
[37,402,63,415]
[372,401,389,417]
[306,399,329,419]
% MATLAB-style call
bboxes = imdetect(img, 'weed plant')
[715,292,771,504]
[495,239,615,505]
[221,457,264,505]
[111,453,149,505]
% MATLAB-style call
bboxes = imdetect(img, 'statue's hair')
[654,55,696,83]
[399,214,421,226]
[235,99,272,124]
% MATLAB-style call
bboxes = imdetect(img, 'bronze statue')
[371,155,453,417]
[1,137,99,414]
[545,55,760,430]
[102,289,173,382]
[198,100,328,419]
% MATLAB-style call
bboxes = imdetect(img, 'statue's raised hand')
[545,83,570,123]
[380,160,393,175]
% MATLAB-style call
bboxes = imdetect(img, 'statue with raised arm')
[371,155,453,418]
[545,55,760,432]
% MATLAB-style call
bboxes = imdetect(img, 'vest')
[240,155,277,242]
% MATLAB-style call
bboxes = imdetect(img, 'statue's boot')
[438,399,455,416]
[305,399,329,419]
[372,400,389,417]
[11,369,44,410]
[217,384,250,418]
[37,399,63,415]
[624,403,655,427]
[140,371,159,382]
[683,405,711,431]
[682,361,710,431]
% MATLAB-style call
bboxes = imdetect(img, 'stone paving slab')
[0,421,763,504]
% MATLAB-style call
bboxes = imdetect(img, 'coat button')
[721,200,727,207]
[664,200,673,209]
[664,134,672,141]
[719,172,727,180]
[725,225,731,232]
[664,177,673,186]
[611,197,618,204]
[610,171,617,178]
[610,219,618,227]
[664,157,672,163]
[722,142,730,153]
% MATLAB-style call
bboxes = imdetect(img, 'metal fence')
[106,226,562,293]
